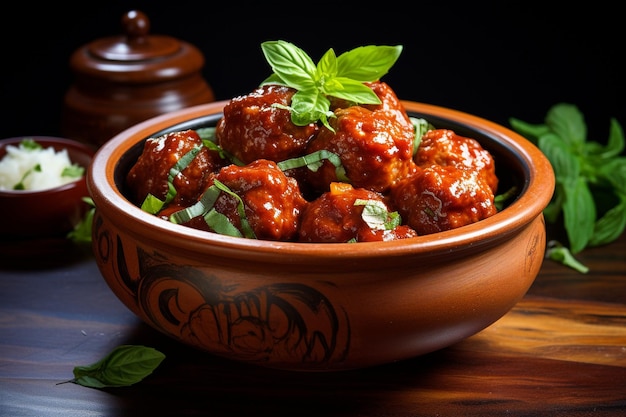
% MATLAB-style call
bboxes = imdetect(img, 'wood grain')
[468,298,626,366]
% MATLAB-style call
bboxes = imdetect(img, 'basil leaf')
[141,193,165,214]
[589,197,626,247]
[335,45,402,81]
[598,157,626,194]
[290,89,332,128]
[583,120,624,162]
[169,199,207,224]
[543,191,564,223]
[204,208,244,238]
[261,40,317,90]
[259,72,287,86]
[508,118,550,143]
[70,345,165,388]
[212,179,256,239]
[316,47,339,78]
[278,149,349,182]
[354,199,398,231]
[196,127,217,142]
[562,177,596,253]
[410,117,433,155]
[538,132,580,181]
[545,241,589,274]
[325,77,382,104]
[510,102,626,272]
[277,149,349,182]
[494,185,519,212]
[604,118,626,157]
[259,40,402,127]
[66,198,95,244]
[545,103,587,148]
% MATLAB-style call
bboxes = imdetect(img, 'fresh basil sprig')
[509,103,626,272]
[60,345,165,388]
[260,40,402,130]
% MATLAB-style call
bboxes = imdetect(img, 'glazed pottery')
[87,100,555,371]
[62,10,215,147]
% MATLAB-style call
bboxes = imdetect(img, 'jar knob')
[122,10,150,43]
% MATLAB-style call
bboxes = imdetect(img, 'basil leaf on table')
[62,345,166,389]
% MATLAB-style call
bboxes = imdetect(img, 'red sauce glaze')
[390,164,497,235]
[126,130,226,207]
[331,81,413,130]
[415,129,498,193]
[215,84,319,164]
[208,159,307,241]
[298,185,417,243]
[125,81,501,242]
[305,105,417,194]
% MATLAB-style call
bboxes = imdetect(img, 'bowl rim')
[88,100,555,260]
[0,136,95,196]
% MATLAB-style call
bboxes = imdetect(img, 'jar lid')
[69,10,206,84]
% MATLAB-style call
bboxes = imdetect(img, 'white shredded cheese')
[0,141,82,191]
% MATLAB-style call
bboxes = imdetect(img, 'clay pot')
[87,100,555,371]
[62,10,214,147]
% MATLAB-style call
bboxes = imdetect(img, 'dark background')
[1,2,624,143]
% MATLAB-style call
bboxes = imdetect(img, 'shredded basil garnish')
[211,179,256,239]
[169,184,222,224]
[139,143,203,214]
[168,179,256,239]
[277,149,349,182]
[410,117,432,156]
[203,208,244,237]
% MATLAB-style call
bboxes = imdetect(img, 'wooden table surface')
[1,229,625,417]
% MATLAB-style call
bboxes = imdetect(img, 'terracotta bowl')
[0,136,94,239]
[87,100,555,371]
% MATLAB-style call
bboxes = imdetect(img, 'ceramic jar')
[62,10,214,147]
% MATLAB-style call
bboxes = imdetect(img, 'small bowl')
[88,100,554,371]
[0,136,95,239]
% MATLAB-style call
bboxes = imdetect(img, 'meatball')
[206,159,308,241]
[415,129,498,193]
[298,183,417,243]
[330,81,413,130]
[305,105,417,194]
[126,129,225,207]
[215,84,319,164]
[390,164,497,235]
